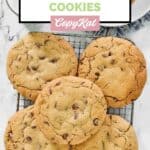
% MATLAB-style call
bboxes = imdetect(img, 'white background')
[21,0,130,22]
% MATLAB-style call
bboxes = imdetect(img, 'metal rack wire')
[16,33,134,125]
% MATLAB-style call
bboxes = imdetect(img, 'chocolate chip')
[123,52,126,57]
[39,56,46,60]
[26,66,31,71]
[131,99,136,101]
[44,121,49,125]
[30,112,34,117]
[93,118,99,126]
[46,104,49,109]
[84,100,88,105]
[37,144,42,149]
[109,115,112,119]
[24,122,28,126]
[49,88,52,94]
[102,51,112,57]
[51,137,55,142]
[69,145,73,150]
[72,103,79,110]
[45,142,48,145]
[31,126,36,129]
[62,133,68,139]
[44,40,50,45]
[140,64,146,70]
[94,45,98,48]
[80,81,85,85]
[26,136,32,142]
[54,102,57,108]
[55,82,61,86]
[35,43,42,48]
[31,65,39,71]
[108,51,112,56]
[107,132,110,138]
[120,67,124,71]
[18,57,22,61]
[13,144,18,149]
[8,130,13,138]
[110,59,116,65]
[80,61,83,65]
[102,141,105,149]
[114,143,119,147]
[98,65,106,70]
[35,77,39,81]
[29,94,32,98]
[49,58,59,63]
[95,72,100,76]
[46,79,51,82]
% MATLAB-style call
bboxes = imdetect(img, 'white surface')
[0,1,150,150]
[0,28,18,150]
[128,26,150,150]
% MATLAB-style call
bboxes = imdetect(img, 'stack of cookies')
[5,32,147,150]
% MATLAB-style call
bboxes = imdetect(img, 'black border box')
[19,0,131,24]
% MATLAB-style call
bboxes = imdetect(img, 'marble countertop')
[0,0,150,149]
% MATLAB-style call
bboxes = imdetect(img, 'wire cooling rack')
[16,33,134,125]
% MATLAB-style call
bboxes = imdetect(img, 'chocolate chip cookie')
[72,115,138,150]
[5,106,69,150]
[7,32,78,101]
[78,37,146,108]
[35,76,107,145]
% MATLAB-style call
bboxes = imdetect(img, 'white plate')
[102,0,150,27]
[6,0,18,15]
[132,0,150,22]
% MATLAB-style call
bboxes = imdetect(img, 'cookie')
[35,76,107,145]
[7,32,78,101]
[4,106,69,150]
[78,37,146,108]
[72,115,138,150]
